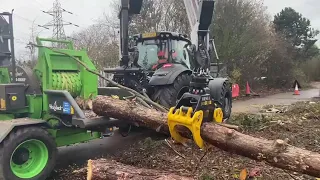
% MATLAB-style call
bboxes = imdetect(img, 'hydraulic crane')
[111,0,232,148]
[184,0,215,70]
[118,0,218,72]
[107,0,232,120]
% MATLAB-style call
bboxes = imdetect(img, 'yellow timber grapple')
[167,70,226,149]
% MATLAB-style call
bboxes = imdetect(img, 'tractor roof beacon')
[105,0,232,119]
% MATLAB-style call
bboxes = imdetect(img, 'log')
[92,96,320,177]
[76,97,93,110]
[87,159,193,180]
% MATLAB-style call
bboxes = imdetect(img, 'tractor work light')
[163,64,173,68]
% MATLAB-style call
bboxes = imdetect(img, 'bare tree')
[17,20,41,69]
[211,0,296,87]
[27,20,40,62]
[71,20,119,70]
[71,0,308,88]
[71,0,190,70]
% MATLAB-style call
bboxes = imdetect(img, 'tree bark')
[92,95,320,177]
[87,159,193,180]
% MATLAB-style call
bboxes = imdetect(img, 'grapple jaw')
[167,70,227,149]
[167,92,224,149]
[167,106,204,149]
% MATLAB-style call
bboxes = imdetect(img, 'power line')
[32,0,47,9]
[13,14,43,28]
[39,0,79,44]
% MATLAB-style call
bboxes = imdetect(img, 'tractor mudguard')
[208,78,232,105]
[149,64,192,86]
[0,118,46,143]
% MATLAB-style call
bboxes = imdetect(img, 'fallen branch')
[92,96,320,177]
[87,159,193,180]
[165,139,186,159]
[216,122,239,130]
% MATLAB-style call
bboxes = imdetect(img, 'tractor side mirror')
[131,47,139,67]
[190,44,197,52]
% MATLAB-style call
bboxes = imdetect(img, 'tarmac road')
[233,82,320,113]
[55,129,166,169]
[54,82,320,170]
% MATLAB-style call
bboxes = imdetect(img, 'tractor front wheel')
[219,84,232,122]
[0,127,57,180]
[151,73,192,108]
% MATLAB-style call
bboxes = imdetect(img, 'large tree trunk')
[87,159,193,180]
[92,96,320,177]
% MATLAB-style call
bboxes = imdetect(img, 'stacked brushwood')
[87,96,320,179]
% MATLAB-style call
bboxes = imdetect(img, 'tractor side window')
[171,40,191,69]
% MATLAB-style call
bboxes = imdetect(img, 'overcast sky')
[0,0,319,58]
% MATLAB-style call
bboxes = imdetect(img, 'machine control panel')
[0,83,26,110]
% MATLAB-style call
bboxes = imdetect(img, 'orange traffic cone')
[246,81,251,96]
[293,83,300,95]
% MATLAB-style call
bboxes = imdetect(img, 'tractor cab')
[129,32,194,72]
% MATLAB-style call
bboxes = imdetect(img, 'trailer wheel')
[151,73,192,108]
[0,127,57,180]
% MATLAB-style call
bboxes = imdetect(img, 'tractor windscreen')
[136,37,191,70]
[137,39,164,70]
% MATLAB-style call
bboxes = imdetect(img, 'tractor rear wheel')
[151,73,192,108]
[0,127,57,180]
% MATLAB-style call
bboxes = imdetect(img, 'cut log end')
[76,97,93,110]
[272,139,288,153]
[226,129,235,136]
[87,159,93,180]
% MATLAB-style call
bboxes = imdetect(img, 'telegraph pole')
[39,0,78,46]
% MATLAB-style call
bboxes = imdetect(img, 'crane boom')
[118,0,216,70]
[183,0,216,71]
[183,0,215,52]
[183,0,199,34]
[118,0,143,67]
